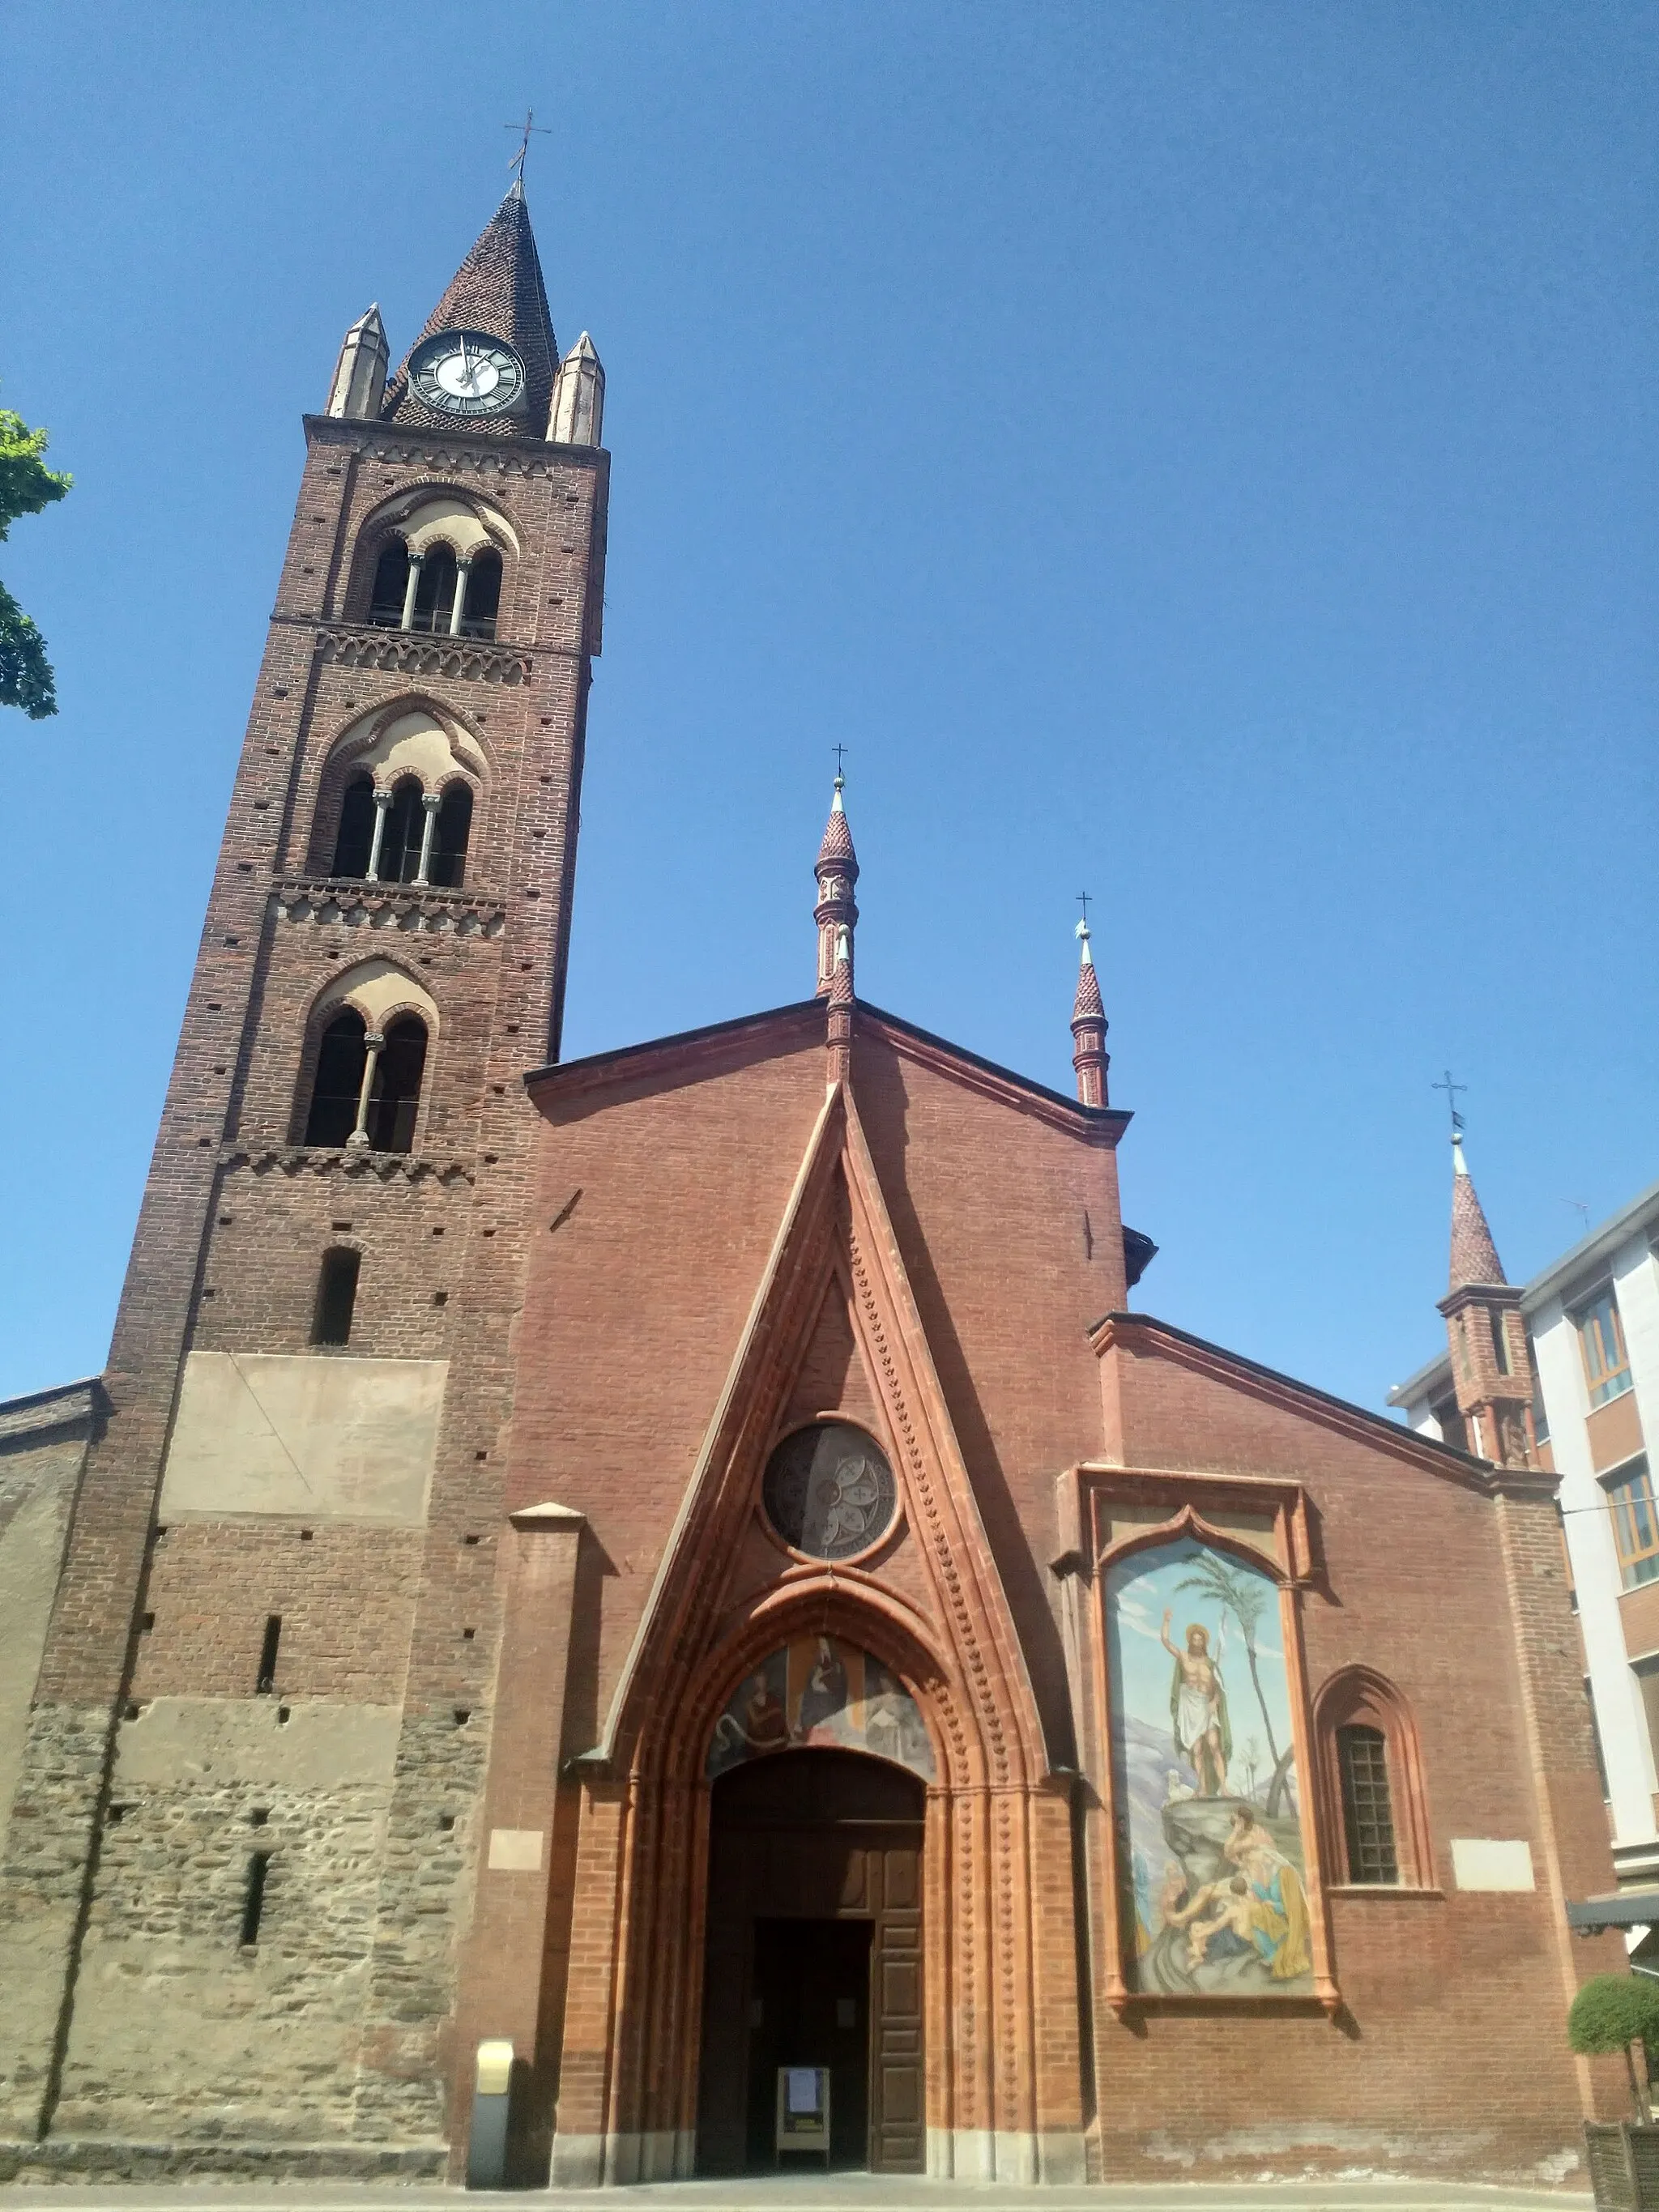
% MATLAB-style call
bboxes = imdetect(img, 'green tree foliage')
[1568,1971,1659,2119]
[0,399,72,719]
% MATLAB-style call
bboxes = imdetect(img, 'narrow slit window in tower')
[256,1614,283,1695]
[331,774,377,877]
[312,1247,360,1345]
[304,1009,368,1147]
[240,1852,272,1946]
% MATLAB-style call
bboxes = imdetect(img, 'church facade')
[0,188,1625,2186]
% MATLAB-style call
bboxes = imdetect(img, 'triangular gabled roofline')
[525,995,1131,1141]
[1090,1309,1541,1494]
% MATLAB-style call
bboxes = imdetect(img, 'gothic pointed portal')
[548,1081,1085,2188]
[382,190,559,435]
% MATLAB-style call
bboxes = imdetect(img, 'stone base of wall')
[0,2137,446,2184]
[1090,2124,1585,2191]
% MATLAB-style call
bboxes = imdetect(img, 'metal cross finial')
[1077,891,1092,928]
[832,744,847,773]
[505,109,552,193]
[1431,1069,1467,1138]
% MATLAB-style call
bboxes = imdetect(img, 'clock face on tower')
[407,329,527,418]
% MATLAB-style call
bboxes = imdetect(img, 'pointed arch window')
[1314,1669,1435,1889]
[302,1008,428,1154]
[331,774,377,879]
[369,539,409,629]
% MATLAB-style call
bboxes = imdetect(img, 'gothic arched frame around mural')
[1077,1479,1341,2018]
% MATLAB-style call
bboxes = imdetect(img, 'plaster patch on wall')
[1450,1837,1536,1892]
[0,1430,91,1870]
[159,1352,446,1524]
[487,1827,544,1870]
[114,1697,402,1791]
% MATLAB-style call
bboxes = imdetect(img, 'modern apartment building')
[1392,1170,1659,1887]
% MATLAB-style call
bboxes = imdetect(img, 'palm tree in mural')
[1175,1552,1290,1807]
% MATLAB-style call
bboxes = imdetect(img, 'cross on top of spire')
[505,109,552,198]
[1432,1068,1467,1141]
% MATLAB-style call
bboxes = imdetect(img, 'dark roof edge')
[0,1374,106,1445]
[860,1000,1129,1131]
[1091,1310,1496,1478]
[1567,1890,1659,1932]
[527,995,1130,1132]
[524,999,824,1089]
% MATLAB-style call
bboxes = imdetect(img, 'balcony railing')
[368,602,498,641]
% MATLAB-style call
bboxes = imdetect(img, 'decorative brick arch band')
[1312,1664,1436,1890]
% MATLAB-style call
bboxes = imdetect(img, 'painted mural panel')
[1106,1535,1312,1997]
[706,1635,936,1782]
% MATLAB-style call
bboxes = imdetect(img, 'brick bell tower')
[0,185,608,2166]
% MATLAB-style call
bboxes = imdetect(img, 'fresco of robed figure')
[1106,1534,1313,1997]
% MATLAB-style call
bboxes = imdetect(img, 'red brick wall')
[131,1522,421,1705]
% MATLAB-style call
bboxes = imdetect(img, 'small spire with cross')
[505,109,552,198]
[1070,890,1108,1105]
[813,752,859,998]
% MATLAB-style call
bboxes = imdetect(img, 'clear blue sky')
[2,3,1653,1412]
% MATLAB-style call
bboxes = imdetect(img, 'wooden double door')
[697,1750,924,2173]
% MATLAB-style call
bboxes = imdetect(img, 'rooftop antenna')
[1563,1198,1591,1233]
[505,109,552,197]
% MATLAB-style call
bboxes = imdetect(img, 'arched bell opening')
[379,775,425,884]
[697,1748,925,2178]
[368,539,409,628]
[331,773,377,878]
[411,542,458,633]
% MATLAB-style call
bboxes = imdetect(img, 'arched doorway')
[697,1749,924,2176]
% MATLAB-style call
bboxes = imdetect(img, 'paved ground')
[0,2180,1594,2211]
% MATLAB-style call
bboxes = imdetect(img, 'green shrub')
[1568,1974,1659,2057]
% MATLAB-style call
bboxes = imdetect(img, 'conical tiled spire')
[1448,1132,1508,1291]
[1071,926,1104,1025]
[382,192,558,437]
[1070,918,1109,1108]
[813,771,859,998]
